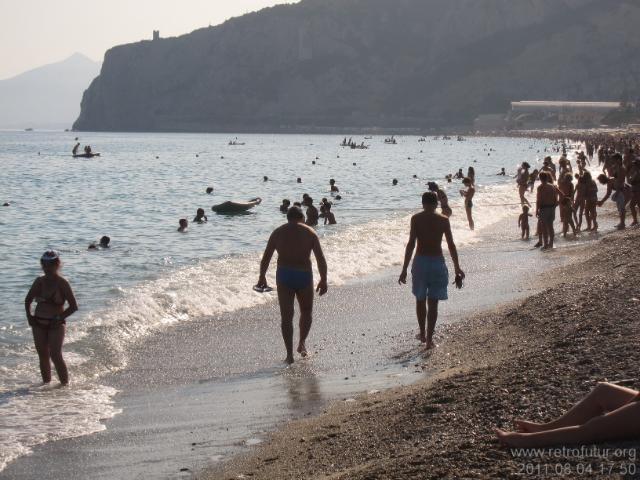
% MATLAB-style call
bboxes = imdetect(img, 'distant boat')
[25,128,33,131]
[73,152,101,158]
[384,135,397,145]
[364,136,373,139]
[418,137,426,142]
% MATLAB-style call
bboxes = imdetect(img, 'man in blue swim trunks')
[257,206,328,364]
[399,192,464,349]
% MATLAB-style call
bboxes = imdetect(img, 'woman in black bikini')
[24,251,78,385]
[460,177,475,230]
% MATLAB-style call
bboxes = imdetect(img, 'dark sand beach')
[205,228,640,480]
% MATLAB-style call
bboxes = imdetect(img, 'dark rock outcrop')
[74,0,640,132]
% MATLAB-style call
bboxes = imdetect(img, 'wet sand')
[205,228,640,480]
[0,214,595,480]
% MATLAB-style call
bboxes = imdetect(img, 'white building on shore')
[508,101,621,129]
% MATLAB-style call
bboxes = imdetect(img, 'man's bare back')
[411,211,448,256]
[270,223,319,271]
[537,182,558,207]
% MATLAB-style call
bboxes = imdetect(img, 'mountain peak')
[65,52,100,65]
[0,53,102,129]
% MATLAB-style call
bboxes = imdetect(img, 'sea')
[0,131,556,472]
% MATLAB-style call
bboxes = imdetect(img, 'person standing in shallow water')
[256,206,328,364]
[399,192,464,350]
[460,177,475,230]
[536,172,559,250]
[24,251,78,385]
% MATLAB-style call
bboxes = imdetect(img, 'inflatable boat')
[211,197,262,214]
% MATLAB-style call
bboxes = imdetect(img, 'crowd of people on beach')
[22,132,640,452]
[515,134,640,249]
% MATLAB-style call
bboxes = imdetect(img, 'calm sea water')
[0,131,551,470]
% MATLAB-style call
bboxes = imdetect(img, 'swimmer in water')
[280,199,291,214]
[392,179,398,186]
[256,206,328,364]
[24,251,78,385]
[329,179,339,193]
[88,235,111,250]
[193,208,208,223]
[497,168,506,176]
[178,219,188,232]
[206,187,214,194]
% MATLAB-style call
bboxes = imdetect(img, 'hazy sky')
[0,0,297,80]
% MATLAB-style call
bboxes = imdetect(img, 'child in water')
[518,206,532,240]
[178,219,188,232]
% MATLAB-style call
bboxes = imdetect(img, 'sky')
[0,0,298,80]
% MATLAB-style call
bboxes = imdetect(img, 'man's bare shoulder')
[297,223,319,238]
[413,211,448,222]
[274,222,318,238]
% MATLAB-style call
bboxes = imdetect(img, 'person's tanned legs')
[515,382,638,433]
[416,299,427,343]
[32,326,51,383]
[426,298,438,349]
[48,325,68,385]
[295,284,314,357]
[497,401,640,448]
[277,284,296,364]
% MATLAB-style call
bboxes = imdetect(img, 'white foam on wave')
[0,179,522,472]
[0,381,120,472]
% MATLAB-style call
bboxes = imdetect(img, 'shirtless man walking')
[256,206,328,364]
[398,192,464,349]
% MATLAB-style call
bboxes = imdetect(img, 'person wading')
[399,192,464,349]
[256,206,328,364]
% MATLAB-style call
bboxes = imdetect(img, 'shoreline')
[204,228,640,480]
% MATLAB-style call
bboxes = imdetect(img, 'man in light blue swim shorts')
[399,192,465,349]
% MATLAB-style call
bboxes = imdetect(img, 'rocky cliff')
[74,0,640,132]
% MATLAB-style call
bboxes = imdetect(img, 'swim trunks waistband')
[276,267,313,291]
